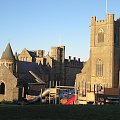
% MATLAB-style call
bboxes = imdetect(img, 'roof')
[28,50,37,58]
[19,70,45,84]
[1,43,15,60]
[17,61,45,74]
[0,65,17,84]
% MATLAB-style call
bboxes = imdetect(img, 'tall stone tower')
[0,43,16,74]
[90,14,120,88]
[50,46,65,85]
[50,46,65,63]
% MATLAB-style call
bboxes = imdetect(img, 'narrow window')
[98,29,104,43]
[0,83,5,94]
[96,59,103,77]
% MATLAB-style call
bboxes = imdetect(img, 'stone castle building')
[0,43,46,102]
[0,43,83,102]
[18,46,83,86]
[76,14,120,94]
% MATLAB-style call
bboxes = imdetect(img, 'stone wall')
[0,65,18,102]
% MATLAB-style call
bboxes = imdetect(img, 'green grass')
[0,104,120,120]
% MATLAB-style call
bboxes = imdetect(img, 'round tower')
[0,43,15,73]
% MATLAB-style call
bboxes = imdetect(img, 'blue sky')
[0,0,120,61]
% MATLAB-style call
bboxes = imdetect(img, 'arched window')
[0,83,5,94]
[96,59,103,77]
[98,29,104,43]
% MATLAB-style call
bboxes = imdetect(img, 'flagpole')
[106,0,108,14]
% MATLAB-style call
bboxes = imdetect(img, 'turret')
[91,16,96,26]
[0,43,15,73]
[106,14,114,24]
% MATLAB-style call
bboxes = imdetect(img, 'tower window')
[96,59,103,77]
[98,29,104,43]
[0,83,5,94]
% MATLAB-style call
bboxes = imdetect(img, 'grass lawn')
[0,104,120,120]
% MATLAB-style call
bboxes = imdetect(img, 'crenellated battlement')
[96,20,107,25]
[91,14,114,26]
[65,56,83,68]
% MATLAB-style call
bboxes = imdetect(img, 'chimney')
[38,50,45,57]
[78,58,80,62]
[69,56,71,60]
[74,57,76,60]
[43,58,46,66]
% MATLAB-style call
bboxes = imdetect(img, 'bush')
[0,99,12,104]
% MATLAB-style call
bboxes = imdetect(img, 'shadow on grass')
[0,104,120,120]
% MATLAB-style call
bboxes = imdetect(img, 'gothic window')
[96,59,103,77]
[0,83,5,94]
[98,29,104,43]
